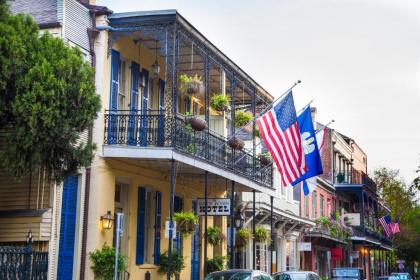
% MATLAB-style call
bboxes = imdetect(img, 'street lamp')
[234,211,244,228]
[26,230,33,244]
[151,40,160,77]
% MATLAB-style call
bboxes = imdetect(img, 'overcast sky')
[97,0,420,183]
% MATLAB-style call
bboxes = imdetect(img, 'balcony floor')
[103,145,277,196]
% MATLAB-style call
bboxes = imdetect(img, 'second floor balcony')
[103,110,273,188]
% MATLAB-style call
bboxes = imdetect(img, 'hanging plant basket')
[259,152,272,166]
[173,211,199,235]
[235,228,252,249]
[227,137,245,150]
[210,93,231,112]
[186,115,207,131]
[235,110,252,128]
[254,227,270,243]
[206,227,226,247]
[180,74,204,96]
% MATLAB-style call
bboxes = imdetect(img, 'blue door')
[190,200,200,280]
[139,69,149,146]
[57,176,79,280]
[108,49,120,144]
[128,62,140,145]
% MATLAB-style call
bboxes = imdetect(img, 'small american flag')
[257,92,306,186]
[379,215,392,237]
[390,221,400,234]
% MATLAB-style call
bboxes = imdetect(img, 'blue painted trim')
[154,191,162,265]
[136,187,146,265]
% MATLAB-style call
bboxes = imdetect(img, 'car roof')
[275,271,314,274]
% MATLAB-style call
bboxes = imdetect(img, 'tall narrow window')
[312,191,317,219]
[118,60,127,110]
[304,195,309,218]
[320,195,325,217]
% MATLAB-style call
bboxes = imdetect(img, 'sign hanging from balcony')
[197,198,231,216]
[331,247,343,261]
[298,242,312,251]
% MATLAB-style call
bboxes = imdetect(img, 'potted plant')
[173,211,199,235]
[235,110,252,128]
[258,152,272,166]
[206,226,226,247]
[89,245,127,280]
[185,113,207,131]
[235,228,252,249]
[206,255,226,273]
[227,137,245,150]
[180,74,204,96]
[210,93,230,112]
[336,172,345,183]
[158,251,185,278]
[254,226,270,243]
[315,216,331,229]
[253,126,261,138]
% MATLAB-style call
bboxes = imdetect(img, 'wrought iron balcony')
[103,110,273,188]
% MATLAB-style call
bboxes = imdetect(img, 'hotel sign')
[197,198,231,216]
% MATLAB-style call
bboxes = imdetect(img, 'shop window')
[285,240,296,271]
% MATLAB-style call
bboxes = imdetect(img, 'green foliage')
[158,251,185,278]
[89,245,126,280]
[206,226,226,247]
[206,255,227,273]
[253,126,261,138]
[235,228,252,249]
[173,211,199,235]
[254,227,270,243]
[315,216,331,227]
[0,2,100,182]
[186,143,195,154]
[210,93,230,112]
[234,110,252,127]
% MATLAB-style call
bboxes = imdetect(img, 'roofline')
[108,9,274,101]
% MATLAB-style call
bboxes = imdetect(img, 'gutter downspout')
[80,10,99,280]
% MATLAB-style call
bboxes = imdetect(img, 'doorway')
[114,182,130,256]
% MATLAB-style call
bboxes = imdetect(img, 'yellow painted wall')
[86,157,228,280]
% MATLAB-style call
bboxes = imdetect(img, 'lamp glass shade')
[152,60,160,76]
[101,211,114,230]
[139,73,146,88]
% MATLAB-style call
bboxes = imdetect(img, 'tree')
[0,1,100,182]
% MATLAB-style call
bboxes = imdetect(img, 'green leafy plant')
[253,126,261,138]
[0,4,101,182]
[206,255,227,273]
[210,93,230,112]
[235,228,252,249]
[315,216,331,228]
[89,245,126,280]
[206,226,226,247]
[173,211,199,235]
[158,251,185,278]
[254,227,270,243]
[235,110,252,127]
[180,74,203,96]
[186,143,195,154]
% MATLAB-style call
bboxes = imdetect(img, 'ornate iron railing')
[0,245,48,280]
[104,110,273,188]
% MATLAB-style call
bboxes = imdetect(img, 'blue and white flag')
[291,107,323,195]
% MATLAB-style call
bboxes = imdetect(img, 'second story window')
[118,59,127,110]
[312,191,317,219]
[304,195,309,218]
[320,195,325,217]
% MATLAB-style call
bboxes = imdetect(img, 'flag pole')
[296,99,315,115]
[316,119,335,133]
[209,80,302,157]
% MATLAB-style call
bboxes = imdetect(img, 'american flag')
[257,92,306,186]
[390,221,400,234]
[379,215,392,237]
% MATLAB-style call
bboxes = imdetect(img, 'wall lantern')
[26,229,33,244]
[100,211,114,230]
[152,40,160,77]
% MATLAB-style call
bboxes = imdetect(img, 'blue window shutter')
[154,191,162,264]
[57,176,79,280]
[136,187,146,264]
[108,49,120,144]
[139,69,149,146]
[157,79,166,147]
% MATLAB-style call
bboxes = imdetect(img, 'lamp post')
[233,210,244,269]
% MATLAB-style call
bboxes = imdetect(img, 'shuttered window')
[136,187,146,264]
[154,191,162,264]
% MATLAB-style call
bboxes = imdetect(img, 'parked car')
[378,276,398,280]
[272,271,320,280]
[205,269,273,280]
[391,273,413,280]
[331,268,364,280]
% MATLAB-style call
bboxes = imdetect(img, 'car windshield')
[205,272,253,280]
[333,269,360,277]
